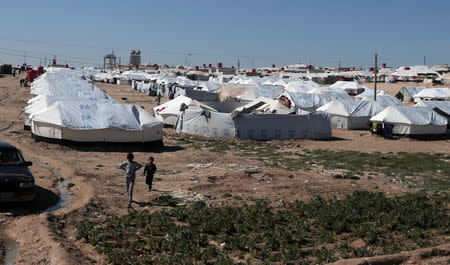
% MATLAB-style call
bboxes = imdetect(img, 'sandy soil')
[0,74,447,264]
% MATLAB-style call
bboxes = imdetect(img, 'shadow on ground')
[0,186,60,216]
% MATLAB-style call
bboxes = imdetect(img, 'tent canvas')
[317,99,383,129]
[396,86,426,102]
[413,88,450,102]
[370,106,447,135]
[175,106,236,138]
[153,96,194,126]
[280,92,330,112]
[31,102,163,142]
[235,113,331,140]
[362,91,403,107]
[329,81,367,95]
[24,97,116,127]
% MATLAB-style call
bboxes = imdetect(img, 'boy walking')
[118,153,142,208]
[143,157,157,191]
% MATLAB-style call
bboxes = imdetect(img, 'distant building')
[104,52,117,69]
[129,50,141,66]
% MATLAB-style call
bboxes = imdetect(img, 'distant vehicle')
[0,142,35,203]
[0,64,13,74]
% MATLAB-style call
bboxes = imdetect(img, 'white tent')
[415,101,450,116]
[307,87,353,104]
[153,96,194,126]
[175,106,236,138]
[370,106,447,135]
[413,88,450,102]
[354,88,383,99]
[284,80,319,93]
[317,99,383,129]
[234,97,292,114]
[194,82,223,91]
[31,102,163,143]
[237,85,285,101]
[279,92,330,112]
[361,91,403,107]
[24,97,116,127]
[31,72,98,97]
[175,106,332,140]
[329,81,367,95]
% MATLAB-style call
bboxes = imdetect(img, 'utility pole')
[374,53,378,101]
[251,56,254,69]
[338,59,341,72]
[424,56,426,65]
[24,49,27,65]
[188,53,192,67]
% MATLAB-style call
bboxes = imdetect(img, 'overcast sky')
[1,0,449,68]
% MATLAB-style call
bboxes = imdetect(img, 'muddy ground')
[0,73,448,264]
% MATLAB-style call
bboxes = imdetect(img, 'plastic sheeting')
[175,106,236,138]
[307,87,353,104]
[234,97,292,114]
[153,96,193,126]
[281,92,330,112]
[237,85,285,101]
[413,88,450,102]
[362,91,403,107]
[317,99,383,129]
[415,101,450,116]
[370,106,447,135]
[175,106,332,140]
[27,68,163,143]
[31,101,163,142]
[329,81,367,95]
[24,97,116,127]
[284,80,319,93]
[176,87,218,101]
[235,113,331,140]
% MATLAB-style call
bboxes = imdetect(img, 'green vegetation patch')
[174,137,450,192]
[77,191,449,265]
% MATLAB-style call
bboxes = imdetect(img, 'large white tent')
[31,102,163,143]
[317,99,383,129]
[415,101,450,116]
[175,105,331,140]
[329,81,367,95]
[24,96,116,128]
[26,68,163,144]
[307,87,353,104]
[284,80,319,93]
[279,92,330,112]
[413,88,450,102]
[153,96,194,126]
[237,85,285,101]
[361,91,403,107]
[370,106,447,135]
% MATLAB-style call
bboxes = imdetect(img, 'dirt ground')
[0,73,448,264]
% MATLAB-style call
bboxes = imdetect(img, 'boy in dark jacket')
[143,157,157,191]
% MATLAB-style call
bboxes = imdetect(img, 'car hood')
[0,166,32,178]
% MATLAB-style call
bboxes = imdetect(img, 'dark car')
[0,142,35,202]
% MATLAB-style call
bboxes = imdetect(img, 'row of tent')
[142,74,449,137]
[25,68,163,144]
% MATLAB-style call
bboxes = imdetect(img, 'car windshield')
[0,150,25,166]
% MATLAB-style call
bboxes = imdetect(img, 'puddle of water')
[43,179,72,213]
[4,237,18,265]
